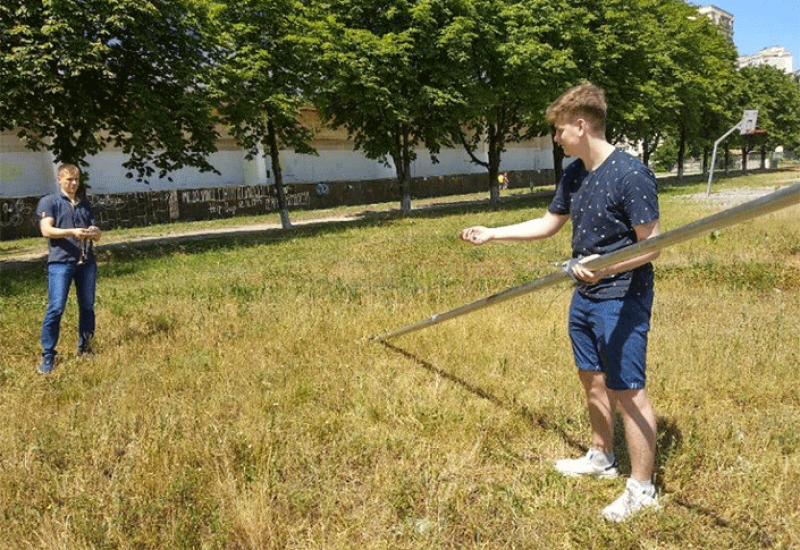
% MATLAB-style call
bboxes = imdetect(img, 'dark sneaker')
[78,334,93,358]
[38,355,55,374]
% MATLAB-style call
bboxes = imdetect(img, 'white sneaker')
[554,448,619,478]
[601,478,660,522]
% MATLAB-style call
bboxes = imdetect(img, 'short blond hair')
[546,83,607,134]
[57,163,81,178]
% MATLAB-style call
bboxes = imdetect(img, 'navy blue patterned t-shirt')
[548,149,659,299]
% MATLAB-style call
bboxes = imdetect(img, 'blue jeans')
[41,261,97,358]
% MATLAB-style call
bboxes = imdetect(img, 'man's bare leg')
[579,369,615,453]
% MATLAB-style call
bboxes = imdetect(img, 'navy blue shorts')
[568,289,654,391]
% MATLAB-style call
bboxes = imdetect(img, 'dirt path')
[3,182,797,270]
[0,192,554,268]
[686,179,799,206]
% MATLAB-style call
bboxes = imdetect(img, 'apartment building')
[697,4,735,43]
[738,46,795,74]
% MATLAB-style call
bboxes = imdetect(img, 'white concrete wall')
[410,135,555,178]
[280,149,397,184]
[81,150,248,194]
[411,148,485,177]
[0,149,59,198]
[1,133,556,198]
[501,136,554,173]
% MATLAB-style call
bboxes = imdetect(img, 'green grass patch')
[0,177,798,548]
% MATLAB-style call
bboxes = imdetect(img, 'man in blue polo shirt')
[459,84,661,522]
[35,164,102,374]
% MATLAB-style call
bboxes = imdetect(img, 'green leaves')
[737,65,800,152]
[434,0,572,199]
[0,0,221,179]
[313,0,466,211]
[209,0,316,156]
[1,0,795,191]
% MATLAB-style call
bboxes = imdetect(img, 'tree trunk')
[456,126,503,201]
[552,140,564,185]
[760,146,767,169]
[400,159,412,214]
[642,137,651,167]
[724,144,730,176]
[487,125,501,203]
[394,130,412,214]
[267,118,292,230]
[488,155,500,203]
[676,126,686,179]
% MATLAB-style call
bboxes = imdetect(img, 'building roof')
[698,4,734,19]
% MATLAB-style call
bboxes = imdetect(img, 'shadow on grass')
[379,340,776,548]
[655,418,775,547]
[377,340,587,453]
[0,262,46,297]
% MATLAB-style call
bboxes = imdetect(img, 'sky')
[708,0,800,71]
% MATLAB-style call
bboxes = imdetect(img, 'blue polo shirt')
[548,149,659,299]
[35,193,97,264]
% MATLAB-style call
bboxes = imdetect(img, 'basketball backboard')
[740,110,758,134]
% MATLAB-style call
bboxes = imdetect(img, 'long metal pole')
[373,183,800,342]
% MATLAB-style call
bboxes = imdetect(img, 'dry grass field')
[1,173,798,549]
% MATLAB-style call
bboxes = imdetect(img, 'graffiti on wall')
[180,185,310,219]
[92,191,177,229]
[2,170,555,241]
[0,185,315,239]
[0,198,35,230]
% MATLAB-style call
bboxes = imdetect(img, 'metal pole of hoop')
[707,109,759,197]
[373,183,799,342]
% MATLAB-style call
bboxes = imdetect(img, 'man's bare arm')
[460,211,569,245]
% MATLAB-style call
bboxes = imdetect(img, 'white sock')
[632,478,655,496]
[591,448,615,467]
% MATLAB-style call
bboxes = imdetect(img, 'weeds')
[0,178,798,548]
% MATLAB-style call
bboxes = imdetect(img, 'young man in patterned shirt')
[460,83,661,522]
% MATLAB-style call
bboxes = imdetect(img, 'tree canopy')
[208,0,318,228]
[737,65,800,155]
[0,0,220,181]
[2,0,796,203]
[438,0,573,201]
[314,0,463,213]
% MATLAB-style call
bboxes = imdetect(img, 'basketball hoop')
[706,109,760,196]
[739,109,758,135]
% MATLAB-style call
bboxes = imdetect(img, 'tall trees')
[0,0,220,180]
[2,0,791,211]
[534,0,677,174]
[555,0,656,141]
[647,0,738,176]
[601,0,677,166]
[736,65,800,169]
[551,0,739,177]
[209,0,317,229]
[315,0,461,213]
[439,0,572,200]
